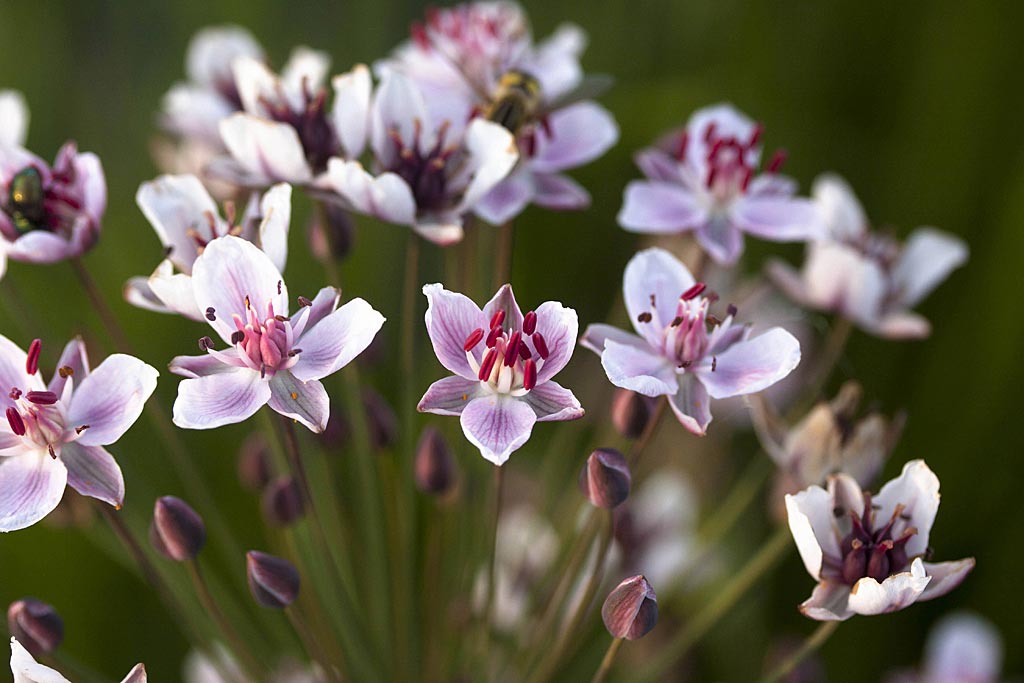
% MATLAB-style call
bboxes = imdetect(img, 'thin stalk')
[69,257,132,352]
[695,455,772,549]
[480,465,506,679]
[97,505,179,621]
[589,638,624,683]
[493,221,514,290]
[285,605,342,683]
[48,651,107,683]
[628,400,666,467]
[796,317,853,414]
[186,560,263,681]
[756,621,839,683]
[636,526,792,681]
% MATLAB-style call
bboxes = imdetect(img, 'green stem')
[756,621,839,683]
[493,221,515,290]
[48,651,107,683]
[186,560,264,681]
[695,455,772,549]
[589,638,624,683]
[285,605,342,683]
[628,400,666,467]
[795,317,853,415]
[480,465,506,679]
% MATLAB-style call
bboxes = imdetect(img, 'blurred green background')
[0,0,1020,681]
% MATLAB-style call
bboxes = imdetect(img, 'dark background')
[0,1,1020,680]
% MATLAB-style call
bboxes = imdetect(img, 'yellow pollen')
[462,394,468,401]
[291,392,298,400]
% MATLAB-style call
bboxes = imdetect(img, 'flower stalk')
[756,621,839,683]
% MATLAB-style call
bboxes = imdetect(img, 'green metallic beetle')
[6,166,46,234]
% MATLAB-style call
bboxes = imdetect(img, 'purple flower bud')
[363,388,398,452]
[7,598,64,656]
[601,575,658,640]
[318,409,351,450]
[579,448,631,509]
[237,433,273,493]
[308,201,355,262]
[261,476,306,527]
[247,551,300,609]
[414,427,456,495]
[150,496,206,561]
[611,389,657,440]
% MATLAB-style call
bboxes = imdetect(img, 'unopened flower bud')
[7,599,63,656]
[415,427,456,495]
[318,409,350,450]
[246,551,300,609]
[611,389,657,440]
[308,201,355,262]
[150,496,206,561]
[363,388,398,451]
[579,448,631,509]
[237,433,273,493]
[261,476,305,527]
[601,575,658,640]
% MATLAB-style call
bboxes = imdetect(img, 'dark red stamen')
[637,312,652,323]
[463,328,485,352]
[726,303,738,317]
[478,349,498,381]
[231,331,245,345]
[674,132,689,161]
[767,149,787,173]
[533,332,549,359]
[198,336,214,351]
[747,123,763,149]
[523,311,537,335]
[57,366,73,379]
[298,296,313,308]
[485,326,503,348]
[26,391,58,405]
[682,282,706,301]
[489,310,506,329]
[26,339,41,375]
[703,122,717,144]
[6,407,25,436]
[518,343,532,360]
[504,332,521,367]
[205,307,216,322]
[9,388,22,400]
[523,359,537,391]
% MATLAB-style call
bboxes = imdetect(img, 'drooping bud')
[262,476,305,527]
[579,448,631,509]
[414,427,456,495]
[611,389,657,440]
[363,388,398,452]
[7,599,64,657]
[247,551,300,609]
[150,496,206,561]
[601,575,658,640]
[237,433,273,493]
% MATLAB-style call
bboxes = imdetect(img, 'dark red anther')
[522,130,536,157]
[726,303,738,317]
[637,312,653,324]
[26,391,58,405]
[298,296,313,308]
[504,332,521,366]
[6,407,25,436]
[532,332,550,360]
[205,307,216,322]
[9,388,22,400]
[231,330,245,345]
[747,123,763,149]
[26,339,41,375]
[682,282,706,301]
[463,328,484,352]
[703,122,717,144]
[523,359,537,391]
[518,343,532,360]
[711,356,717,372]
[478,349,498,381]
[489,310,506,329]
[767,149,787,173]
[523,311,537,335]
[198,336,214,351]
[485,326,503,348]
[740,167,753,192]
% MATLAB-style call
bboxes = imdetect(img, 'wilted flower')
[169,236,384,432]
[0,90,28,148]
[10,637,145,683]
[0,137,106,277]
[150,496,207,561]
[216,49,371,187]
[321,72,518,245]
[886,612,1003,683]
[769,174,968,339]
[785,460,974,621]
[618,103,821,265]
[124,175,290,319]
[418,283,583,465]
[601,574,658,640]
[7,599,63,657]
[0,337,157,531]
[581,248,801,435]
[247,550,300,609]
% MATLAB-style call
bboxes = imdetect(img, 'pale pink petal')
[0,430,23,456]
[0,335,42,409]
[371,72,429,168]
[219,114,313,184]
[785,485,839,580]
[634,148,682,183]
[124,276,171,316]
[232,56,283,117]
[292,286,339,331]
[148,261,204,320]
[119,664,148,683]
[413,218,465,246]
[731,195,824,242]
[527,24,585,99]
[618,181,705,234]
[923,612,1000,683]
[292,297,385,382]
[798,581,855,621]
[530,300,578,382]
[186,25,263,89]
[268,372,329,433]
[696,216,744,265]
[532,173,590,211]
[522,380,584,422]
[812,174,868,241]
[6,231,76,264]
[893,227,968,309]
[423,283,487,380]
[482,284,525,332]
[460,395,537,466]
[331,64,371,158]
[75,152,108,230]
[685,103,758,171]
[869,312,931,340]
[324,159,417,226]
[696,327,800,399]
[257,183,291,273]
[160,84,236,146]
[67,355,157,447]
[600,339,677,397]
[579,324,647,356]
[873,460,940,559]
[475,169,535,225]
[847,558,931,616]
[173,368,270,429]
[668,373,711,435]
[417,376,484,416]
[0,90,29,147]
[0,452,67,532]
[280,47,331,105]
[60,442,123,508]
[455,119,518,213]
[531,101,618,174]
[169,351,242,378]
[919,559,975,602]
[623,247,696,343]
[47,337,90,397]
[135,174,219,272]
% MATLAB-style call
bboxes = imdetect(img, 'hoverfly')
[5,166,46,234]
[481,70,613,138]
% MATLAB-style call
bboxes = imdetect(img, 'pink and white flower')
[769,174,968,339]
[124,174,291,320]
[418,283,583,465]
[0,139,106,278]
[785,460,974,621]
[216,49,371,187]
[379,2,618,224]
[0,336,157,532]
[10,637,146,683]
[618,103,822,265]
[886,612,1003,683]
[0,90,29,148]
[322,72,518,245]
[170,236,384,433]
[580,248,801,435]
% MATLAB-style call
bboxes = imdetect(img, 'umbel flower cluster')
[0,3,980,682]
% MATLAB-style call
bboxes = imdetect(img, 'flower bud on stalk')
[247,551,300,609]
[261,476,306,527]
[308,201,355,262]
[602,575,658,640]
[611,389,657,440]
[363,387,398,452]
[150,496,207,561]
[237,433,273,493]
[414,426,457,495]
[579,448,632,509]
[7,599,64,656]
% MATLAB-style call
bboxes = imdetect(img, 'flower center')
[634,283,734,370]
[837,493,918,585]
[388,120,462,212]
[6,389,73,457]
[257,77,339,173]
[2,165,82,239]
[226,295,302,378]
[463,309,548,396]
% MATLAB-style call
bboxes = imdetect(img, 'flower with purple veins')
[768,173,968,339]
[0,336,157,532]
[322,72,518,245]
[580,247,801,435]
[618,103,822,265]
[215,48,371,187]
[418,283,583,465]
[785,459,974,621]
[124,174,291,320]
[170,235,384,433]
